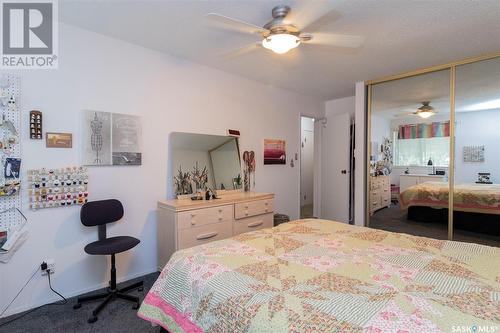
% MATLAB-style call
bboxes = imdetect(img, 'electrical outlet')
[41,258,55,276]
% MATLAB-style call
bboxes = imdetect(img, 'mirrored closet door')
[367,53,500,247]
[453,56,500,246]
[368,69,451,239]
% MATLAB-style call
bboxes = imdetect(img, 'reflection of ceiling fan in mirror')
[205,3,365,57]
[397,101,437,119]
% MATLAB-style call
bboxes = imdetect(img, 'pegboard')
[0,74,22,231]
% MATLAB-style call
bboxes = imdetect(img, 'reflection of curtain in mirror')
[398,121,450,139]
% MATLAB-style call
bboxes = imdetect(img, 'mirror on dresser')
[170,132,242,197]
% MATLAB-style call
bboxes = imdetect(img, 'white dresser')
[157,192,274,270]
[369,175,391,215]
[399,174,444,193]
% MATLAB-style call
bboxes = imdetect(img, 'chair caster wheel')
[88,316,98,324]
[73,303,82,310]
[138,286,143,292]
[133,303,139,310]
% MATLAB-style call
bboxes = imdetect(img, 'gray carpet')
[370,203,500,247]
[0,272,160,333]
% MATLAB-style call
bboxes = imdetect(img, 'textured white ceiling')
[60,0,500,100]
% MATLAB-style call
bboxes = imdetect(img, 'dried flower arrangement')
[191,162,209,191]
[174,166,192,195]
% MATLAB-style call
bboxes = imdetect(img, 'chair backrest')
[80,199,124,227]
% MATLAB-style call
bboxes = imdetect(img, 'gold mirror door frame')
[365,51,500,241]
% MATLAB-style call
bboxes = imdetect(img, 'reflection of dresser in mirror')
[399,174,445,193]
[369,176,391,215]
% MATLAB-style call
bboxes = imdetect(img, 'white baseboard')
[2,267,158,318]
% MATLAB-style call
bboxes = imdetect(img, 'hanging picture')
[112,113,142,165]
[82,111,112,166]
[46,132,72,148]
[263,139,286,165]
[463,145,485,163]
[81,110,142,166]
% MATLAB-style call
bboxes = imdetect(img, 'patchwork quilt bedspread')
[138,219,500,333]
[400,181,500,214]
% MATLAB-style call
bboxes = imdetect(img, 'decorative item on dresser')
[156,191,274,270]
[369,175,390,215]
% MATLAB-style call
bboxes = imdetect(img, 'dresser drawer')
[178,220,232,249]
[234,199,273,219]
[233,213,273,235]
[178,204,233,230]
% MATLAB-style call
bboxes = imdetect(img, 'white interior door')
[300,130,314,207]
[321,113,350,222]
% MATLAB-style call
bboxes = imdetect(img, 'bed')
[400,181,500,214]
[400,182,500,234]
[138,219,499,332]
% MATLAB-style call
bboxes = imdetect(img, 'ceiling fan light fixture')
[416,110,435,119]
[262,33,300,54]
[416,101,436,119]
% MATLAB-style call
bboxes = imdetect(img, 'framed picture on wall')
[264,139,286,165]
[46,132,73,148]
[81,110,142,166]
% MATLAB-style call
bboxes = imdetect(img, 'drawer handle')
[248,221,263,228]
[191,221,196,225]
[191,213,196,217]
[218,208,223,213]
[218,216,223,221]
[196,232,218,240]
[265,202,268,206]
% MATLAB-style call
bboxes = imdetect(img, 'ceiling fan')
[205,3,365,56]
[395,101,437,119]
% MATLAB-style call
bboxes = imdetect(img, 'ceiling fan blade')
[287,0,343,32]
[303,32,365,48]
[205,13,269,35]
[395,112,416,118]
[220,43,262,59]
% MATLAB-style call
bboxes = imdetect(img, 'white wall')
[370,115,391,160]
[325,96,355,117]
[0,23,324,317]
[455,109,500,183]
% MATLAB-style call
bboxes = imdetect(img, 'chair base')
[73,281,143,323]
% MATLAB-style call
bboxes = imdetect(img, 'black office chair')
[73,199,143,323]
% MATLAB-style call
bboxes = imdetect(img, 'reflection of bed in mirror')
[400,181,500,235]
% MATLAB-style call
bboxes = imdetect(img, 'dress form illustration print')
[90,112,103,164]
